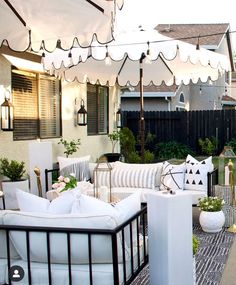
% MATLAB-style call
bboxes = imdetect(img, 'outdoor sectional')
[46,155,218,206]
[0,200,148,285]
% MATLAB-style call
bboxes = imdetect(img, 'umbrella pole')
[139,58,145,163]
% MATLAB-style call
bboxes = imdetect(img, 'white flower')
[58,176,64,182]
[64,177,70,183]
[70,173,76,177]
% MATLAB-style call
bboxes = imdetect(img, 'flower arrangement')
[198,196,225,212]
[52,174,77,193]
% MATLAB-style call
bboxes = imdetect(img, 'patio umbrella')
[43,29,230,161]
[0,0,123,52]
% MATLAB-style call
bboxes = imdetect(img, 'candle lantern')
[219,146,236,186]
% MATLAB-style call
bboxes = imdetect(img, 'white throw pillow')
[57,155,91,170]
[184,155,214,192]
[71,194,119,219]
[114,191,141,224]
[160,161,186,191]
[16,189,75,214]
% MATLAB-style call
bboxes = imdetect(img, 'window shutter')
[12,70,38,140]
[87,85,98,135]
[87,84,109,135]
[98,86,108,134]
[39,75,61,138]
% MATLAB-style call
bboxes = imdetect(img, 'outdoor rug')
[131,224,235,285]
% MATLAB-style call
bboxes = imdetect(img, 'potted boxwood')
[0,157,29,209]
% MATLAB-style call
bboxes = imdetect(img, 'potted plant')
[58,138,81,157]
[104,131,122,162]
[198,196,225,233]
[0,157,29,209]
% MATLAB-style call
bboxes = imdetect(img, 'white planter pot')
[1,179,29,209]
[199,210,225,233]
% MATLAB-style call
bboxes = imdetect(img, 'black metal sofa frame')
[0,206,148,285]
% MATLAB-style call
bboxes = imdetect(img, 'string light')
[41,52,45,66]
[68,50,73,65]
[145,41,152,64]
[105,45,111,65]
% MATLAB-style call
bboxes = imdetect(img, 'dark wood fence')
[122,110,236,154]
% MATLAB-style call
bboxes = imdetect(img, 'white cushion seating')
[0,191,146,285]
[91,157,214,205]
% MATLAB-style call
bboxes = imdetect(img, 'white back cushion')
[57,155,91,170]
[3,211,127,264]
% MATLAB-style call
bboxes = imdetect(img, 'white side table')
[148,191,193,285]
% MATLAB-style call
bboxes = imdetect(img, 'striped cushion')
[112,167,157,189]
[94,170,111,188]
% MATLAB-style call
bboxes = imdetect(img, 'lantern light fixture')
[77,99,87,126]
[1,96,14,131]
[116,108,122,128]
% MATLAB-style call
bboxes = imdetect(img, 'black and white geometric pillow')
[160,161,186,191]
[184,155,213,192]
[184,163,208,191]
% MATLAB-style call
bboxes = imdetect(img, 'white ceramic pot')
[199,210,225,233]
[1,179,29,209]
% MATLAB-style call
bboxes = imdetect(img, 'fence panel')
[123,110,236,155]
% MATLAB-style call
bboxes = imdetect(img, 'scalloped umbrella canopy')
[44,30,229,86]
[0,0,123,52]
[44,29,230,161]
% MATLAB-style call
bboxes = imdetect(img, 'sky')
[116,0,236,52]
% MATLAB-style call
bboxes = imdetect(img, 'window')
[87,84,109,135]
[176,106,186,111]
[179,92,185,103]
[12,69,61,140]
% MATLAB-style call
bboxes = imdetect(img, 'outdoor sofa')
[0,191,148,285]
[45,154,218,206]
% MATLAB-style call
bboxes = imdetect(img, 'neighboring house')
[0,47,119,175]
[121,23,235,112]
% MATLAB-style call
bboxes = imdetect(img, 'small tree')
[58,138,81,157]
[108,131,121,153]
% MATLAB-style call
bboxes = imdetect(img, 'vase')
[199,210,225,233]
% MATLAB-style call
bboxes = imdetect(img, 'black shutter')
[39,74,61,138]
[12,70,38,140]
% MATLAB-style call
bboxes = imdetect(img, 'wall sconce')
[1,97,14,131]
[77,99,87,126]
[116,108,122,128]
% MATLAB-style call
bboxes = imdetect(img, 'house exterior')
[0,47,119,179]
[121,23,235,112]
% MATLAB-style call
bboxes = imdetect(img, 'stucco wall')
[0,55,120,175]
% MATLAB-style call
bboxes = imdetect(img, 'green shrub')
[198,137,218,156]
[0,158,26,181]
[127,151,142,163]
[120,127,136,162]
[227,138,236,154]
[144,150,155,163]
[154,141,194,160]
